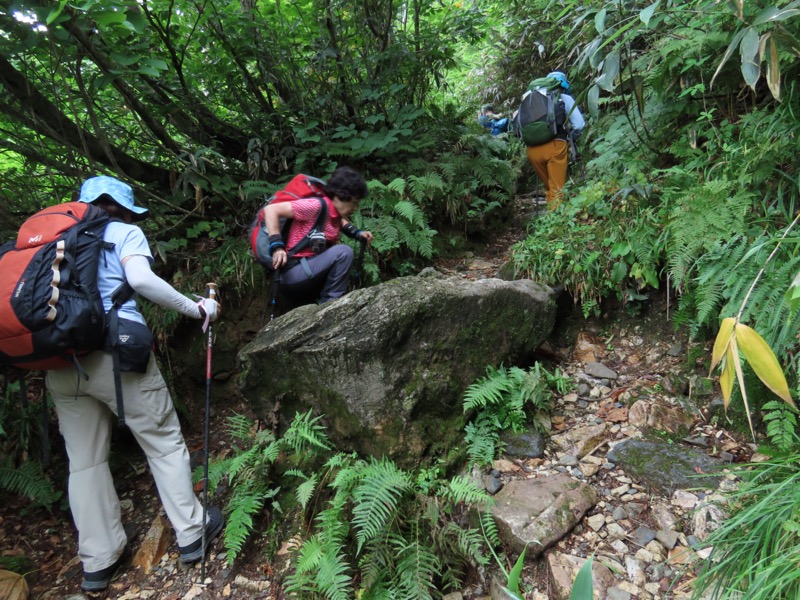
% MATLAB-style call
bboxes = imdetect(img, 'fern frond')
[462,365,513,411]
[0,460,60,508]
[353,458,412,552]
[224,485,270,563]
[442,475,492,506]
[295,473,319,510]
[480,510,501,546]
[282,410,331,454]
[392,538,439,600]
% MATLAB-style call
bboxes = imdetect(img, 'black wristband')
[341,223,360,239]
[268,234,285,251]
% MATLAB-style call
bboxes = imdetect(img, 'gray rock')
[656,529,680,550]
[238,274,556,467]
[559,454,579,467]
[629,526,657,547]
[584,362,618,380]
[606,439,723,495]
[489,475,597,558]
[485,473,504,495]
[607,586,633,600]
[666,343,684,357]
[612,506,627,521]
[501,428,546,459]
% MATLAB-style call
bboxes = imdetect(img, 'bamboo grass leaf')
[711,29,746,89]
[711,317,736,374]
[734,323,795,407]
[720,350,735,407]
[766,35,781,100]
[730,337,756,439]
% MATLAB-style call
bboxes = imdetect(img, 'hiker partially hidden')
[513,71,585,209]
[477,104,510,136]
[45,176,223,592]
[264,166,373,305]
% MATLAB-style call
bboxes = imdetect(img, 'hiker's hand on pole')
[272,247,287,269]
[358,230,374,246]
[196,284,220,332]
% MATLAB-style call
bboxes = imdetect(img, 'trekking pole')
[351,238,367,291]
[269,270,281,321]
[201,282,217,583]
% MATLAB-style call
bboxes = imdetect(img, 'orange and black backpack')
[0,202,116,370]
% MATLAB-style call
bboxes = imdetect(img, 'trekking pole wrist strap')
[268,234,285,251]
[341,223,362,240]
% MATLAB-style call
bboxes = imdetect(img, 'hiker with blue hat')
[45,175,224,591]
[513,70,585,209]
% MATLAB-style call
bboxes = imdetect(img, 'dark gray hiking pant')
[280,244,354,303]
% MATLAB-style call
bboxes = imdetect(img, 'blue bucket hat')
[547,71,571,94]
[78,176,149,221]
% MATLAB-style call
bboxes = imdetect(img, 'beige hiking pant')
[47,351,204,572]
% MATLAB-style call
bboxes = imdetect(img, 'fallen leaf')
[0,570,29,600]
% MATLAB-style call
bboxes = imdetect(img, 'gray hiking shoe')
[178,506,224,563]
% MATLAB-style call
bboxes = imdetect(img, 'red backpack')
[0,202,114,370]
[248,174,327,269]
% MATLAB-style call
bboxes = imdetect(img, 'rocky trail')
[0,194,744,599]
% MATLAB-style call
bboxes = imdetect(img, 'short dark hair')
[326,166,368,202]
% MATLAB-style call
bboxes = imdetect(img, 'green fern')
[762,400,798,452]
[0,459,60,508]
[353,458,412,552]
[463,364,554,466]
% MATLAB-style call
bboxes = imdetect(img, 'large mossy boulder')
[238,271,556,467]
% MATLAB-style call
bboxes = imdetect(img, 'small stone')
[611,484,630,496]
[667,343,684,357]
[559,454,579,467]
[587,514,606,532]
[606,523,627,539]
[611,539,629,554]
[612,506,627,521]
[656,529,680,550]
[672,490,699,509]
[634,548,655,563]
[629,526,657,547]
[607,586,632,600]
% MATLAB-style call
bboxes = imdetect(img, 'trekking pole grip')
[206,282,218,300]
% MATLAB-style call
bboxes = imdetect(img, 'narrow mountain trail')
[0,194,744,599]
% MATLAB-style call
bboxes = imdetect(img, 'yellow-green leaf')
[735,323,795,407]
[0,570,28,600]
[766,36,781,101]
[710,318,736,374]
[730,337,757,441]
[720,351,735,408]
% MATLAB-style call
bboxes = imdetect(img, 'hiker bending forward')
[46,176,223,592]
[526,71,585,209]
[266,166,373,304]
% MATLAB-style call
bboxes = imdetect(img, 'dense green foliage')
[691,450,800,599]
[462,363,563,466]
[207,411,493,598]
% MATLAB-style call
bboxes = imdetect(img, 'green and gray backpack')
[512,76,567,146]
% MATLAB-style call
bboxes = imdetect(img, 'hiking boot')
[178,507,224,563]
[81,546,131,592]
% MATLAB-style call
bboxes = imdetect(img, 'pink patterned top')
[286,197,341,257]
